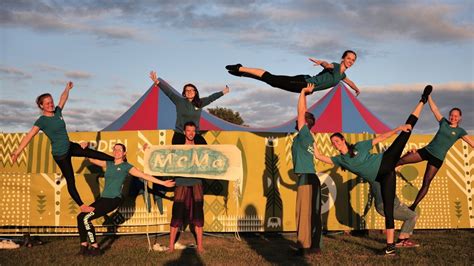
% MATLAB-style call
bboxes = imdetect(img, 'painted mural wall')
[1,130,472,234]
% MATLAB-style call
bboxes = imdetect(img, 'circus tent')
[103,79,390,133]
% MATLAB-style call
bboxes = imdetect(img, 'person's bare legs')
[168,226,179,252]
[195,226,204,253]
[238,66,266,78]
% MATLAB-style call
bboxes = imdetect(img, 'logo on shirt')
[117,167,121,171]
[451,131,456,136]
[307,145,314,155]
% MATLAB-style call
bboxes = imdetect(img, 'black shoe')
[225,63,242,72]
[293,248,309,257]
[383,244,396,256]
[420,85,433,103]
[76,245,88,256]
[86,247,102,256]
[228,70,243,77]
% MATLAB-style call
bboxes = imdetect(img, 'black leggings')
[77,197,121,244]
[397,148,442,209]
[375,114,418,229]
[259,72,308,93]
[172,131,208,145]
[54,142,114,206]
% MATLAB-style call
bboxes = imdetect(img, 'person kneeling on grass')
[76,143,175,256]
[369,181,419,248]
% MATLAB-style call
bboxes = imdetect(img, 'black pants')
[172,131,208,145]
[53,142,114,206]
[375,114,418,229]
[259,72,308,93]
[77,197,122,244]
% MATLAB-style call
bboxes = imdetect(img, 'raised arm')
[149,70,180,103]
[343,77,360,96]
[427,95,443,122]
[11,126,40,163]
[201,85,229,107]
[129,167,175,187]
[297,84,314,130]
[313,142,334,165]
[58,81,73,110]
[372,124,412,146]
[461,135,474,148]
[309,58,334,69]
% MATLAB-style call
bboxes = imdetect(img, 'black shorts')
[418,148,443,169]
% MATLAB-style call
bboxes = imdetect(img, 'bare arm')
[372,124,412,146]
[297,84,314,130]
[11,126,40,163]
[308,58,334,69]
[313,142,334,165]
[461,135,474,148]
[129,167,175,187]
[57,81,74,110]
[427,96,443,122]
[343,77,360,96]
[87,158,107,168]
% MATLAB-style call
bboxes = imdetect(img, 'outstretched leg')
[396,151,423,167]
[410,164,440,210]
[226,64,308,93]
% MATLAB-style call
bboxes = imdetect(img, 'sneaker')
[395,239,420,248]
[420,85,433,103]
[293,248,308,257]
[383,245,396,256]
[152,243,169,252]
[76,245,88,256]
[225,63,242,72]
[174,242,186,250]
[86,247,102,256]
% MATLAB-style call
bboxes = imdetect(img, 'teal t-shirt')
[331,139,382,182]
[424,118,467,160]
[291,125,316,175]
[34,106,70,156]
[304,62,346,91]
[175,177,202,186]
[101,161,133,198]
[159,84,224,133]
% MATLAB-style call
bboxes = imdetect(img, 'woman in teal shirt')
[397,95,473,210]
[225,50,360,96]
[77,143,175,256]
[313,85,432,255]
[11,82,114,213]
[149,71,230,144]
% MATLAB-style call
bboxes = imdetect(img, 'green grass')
[1,230,473,265]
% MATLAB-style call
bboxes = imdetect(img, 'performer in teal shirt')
[397,94,473,210]
[12,82,114,213]
[149,71,230,144]
[290,84,322,257]
[225,50,360,95]
[77,143,175,256]
[313,85,432,256]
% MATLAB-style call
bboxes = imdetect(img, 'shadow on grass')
[240,232,313,265]
[325,232,383,254]
[163,247,204,266]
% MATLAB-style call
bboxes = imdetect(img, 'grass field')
[1,229,473,265]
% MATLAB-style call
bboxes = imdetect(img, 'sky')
[1,0,473,135]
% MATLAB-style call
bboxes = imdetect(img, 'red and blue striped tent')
[103,79,390,133]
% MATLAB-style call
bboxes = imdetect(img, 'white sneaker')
[152,243,169,252]
[174,242,186,250]
[0,240,20,249]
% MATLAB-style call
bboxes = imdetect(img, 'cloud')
[0,5,145,41]
[65,71,92,79]
[1,1,471,54]
[362,81,474,92]
[0,66,32,78]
